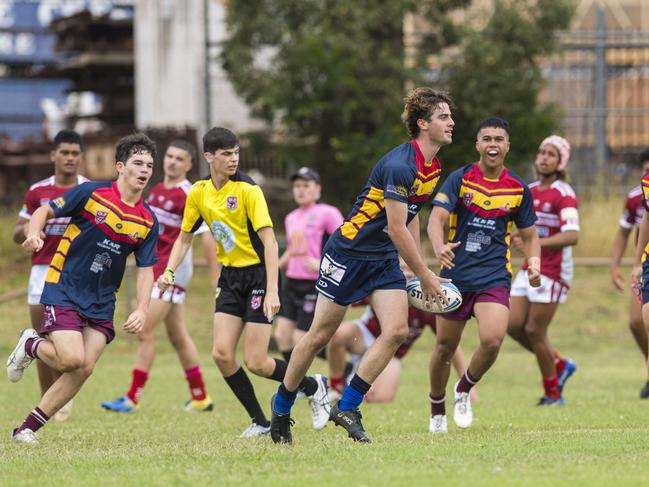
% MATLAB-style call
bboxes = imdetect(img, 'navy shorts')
[315,244,406,306]
[642,260,649,305]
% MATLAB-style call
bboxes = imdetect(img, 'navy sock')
[339,374,371,411]
[273,383,297,415]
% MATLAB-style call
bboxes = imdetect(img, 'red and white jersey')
[523,180,579,285]
[619,185,643,230]
[146,180,208,279]
[19,175,89,266]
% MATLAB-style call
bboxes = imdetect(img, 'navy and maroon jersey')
[360,305,436,359]
[41,181,159,319]
[19,175,89,266]
[329,140,441,260]
[433,163,536,291]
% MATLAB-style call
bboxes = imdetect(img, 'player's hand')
[610,266,625,292]
[263,290,280,322]
[434,241,461,269]
[631,265,643,297]
[419,269,451,310]
[305,256,320,273]
[22,233,44,253]
[527,257,541,288]
[157,268,175,293]
[123,309,146,334]
[510,234,524,253]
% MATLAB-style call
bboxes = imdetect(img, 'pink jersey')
[523,180,579,285]
[146,180,207,279]
[284,203,344,280]
[620,185,643,231]
[19,175,89,266]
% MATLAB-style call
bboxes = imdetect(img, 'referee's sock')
[224,367,269,427]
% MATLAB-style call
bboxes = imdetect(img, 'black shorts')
[215,265,270,324]
[278,278,317,331]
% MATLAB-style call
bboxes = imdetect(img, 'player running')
[12,129,88,422]
[275,166,343,362]
[611,150,649,398]
[157,127,329,438]
[507,135,579,406]
[101,140,219,413]
[7,134,159,443]
[428,117,541,433]
[270,87,453,444]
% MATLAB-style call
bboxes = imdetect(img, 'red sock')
[185,366,207,401]
[553,352,566,375]
[126,368,148,404]
[330,376,345,395]
[543,375,561,400]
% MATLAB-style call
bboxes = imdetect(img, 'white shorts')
[27,264,48,305]
[151,251,193,304]
[510,270,569,304]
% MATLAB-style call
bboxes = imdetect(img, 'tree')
[221,0,469,205]
[438,0,574,176]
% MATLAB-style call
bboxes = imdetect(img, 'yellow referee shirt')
[181,172,273,267]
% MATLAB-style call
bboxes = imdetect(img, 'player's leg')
[163,302,212,411]
[365,357,402,403]
[524,302,562,404]
[628,295,649,398]
[449,345,479,402]
[28,304,60,396]
[327,320,367,397]
[274,316,297,362]
[507,296,533,352]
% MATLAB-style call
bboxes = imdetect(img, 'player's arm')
[611,225,632,291]
[631,212,649,293]
[13,216,29,244]
[427,206,461,269]
[385,199,448,308]
[538,230,578,249]
[407,213,422,253]
[22,204,55,253]
[518,225,542,287]
[123,266,154,334]
[199,231,221,290]
[158,230,194,292]
[257,226,281,321]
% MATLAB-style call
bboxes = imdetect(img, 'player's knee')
[59,356,84,372]
[309,329,334,350]
[629,318,645,333]
[524,324,544,343]
[434,341,457,362]
[211,348,235,369]
[243,355,267,376]
[80,362,95,379]
[481,337,503,356]
[384,322,408,345]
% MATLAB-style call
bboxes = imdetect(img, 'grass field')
[2,264,649,486]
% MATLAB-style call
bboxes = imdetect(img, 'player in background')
[507,135,579,406]
[12,129,88,422]
[270,87,453,444]
[101,140,220,413]
[428,117,541,433]
[158,127,329,438]
[6,134,159,443]
[610,150,649,398]
[275,166,344,362]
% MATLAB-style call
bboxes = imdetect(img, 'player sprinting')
[12,129,88,422]
[611,150,649,398]
[157,127,329,438]
[270,87,453,444]
[6,134,159,443]
[428,117,541,433]
[101,140,219,413]
[275,166,344,362]
[507,135,579,405]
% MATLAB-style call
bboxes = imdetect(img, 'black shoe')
[270,394,294,444]
[640,382,649,399]
[329,403,372,443]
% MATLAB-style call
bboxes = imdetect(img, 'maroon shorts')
[442,286,510,322]
[41,305,115,344]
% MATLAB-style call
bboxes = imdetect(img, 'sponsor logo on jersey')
[95,210,108,224]
[463,192,474,207]
[52,197,65,208]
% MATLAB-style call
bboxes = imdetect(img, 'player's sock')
[17,407,49,434]
[224,367,269,426]
[25,336,44,359]
[330,375,345,395]
[274,383,297,414]
[281,350,292,362]
[543,375,561,400]
[554,353,566,375]
[184,366,207,401]
[269,358,318,395]
[456,369,479,393]
[429,393,446,416]
[126,368,149,404]
[339,374,371,411]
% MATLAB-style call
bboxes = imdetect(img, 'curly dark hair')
[115,133,157,164]
[401,87,454,138]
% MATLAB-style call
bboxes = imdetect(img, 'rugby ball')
[406,278,462,314]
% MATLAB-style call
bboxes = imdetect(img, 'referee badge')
[226,196,238,210]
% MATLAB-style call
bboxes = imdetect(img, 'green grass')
[2,265,649,486]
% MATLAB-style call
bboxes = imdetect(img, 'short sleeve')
[558,192,579,232]
[383,161,414,203]
[514,184,537,229]
[181,187,205,234]
[194,221,210,235]
[324,205,344,234]
[432,170,463,212]
[135,217,159,267]
[245,185,273,231]
[49,183,93,218]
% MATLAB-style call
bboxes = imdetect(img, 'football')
[406,277,462,314]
